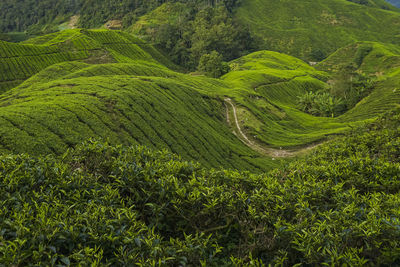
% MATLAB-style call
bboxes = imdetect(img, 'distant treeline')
[0,0,82,32]
[0,0,240,33]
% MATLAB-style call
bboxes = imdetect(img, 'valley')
[1,29,398,172]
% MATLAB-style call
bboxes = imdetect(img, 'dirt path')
[224,98,321,158]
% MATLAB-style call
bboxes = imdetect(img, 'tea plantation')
[236,0,400,60]
[0,108,399,265]
[1,30,400,171]
[1,26,400,265]
[0,29,177,93]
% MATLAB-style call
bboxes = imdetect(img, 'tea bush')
[1,109,399,265]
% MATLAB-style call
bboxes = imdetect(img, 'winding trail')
[224,98,321,158]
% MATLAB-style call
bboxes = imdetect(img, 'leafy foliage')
[0,0,82,33]
[330,64,376,110]
[197,51,230,78]
[297,91,344,117]
[0,109,399,265]
[132,2,253,69]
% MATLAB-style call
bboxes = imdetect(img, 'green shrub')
[297,91,345,117]
[1,109,400,265]
[197,51,230,78]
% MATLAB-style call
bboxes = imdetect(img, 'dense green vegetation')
[0,0,81,33]
[0,29,177,93]
[0,61,283,172]
[131,2,252,69]
[2,0,400,65]
[1,108,399,265]
[1,1,400,265]
[1,30,399,171]
[317,41,400,75]
[236,0,400,60]
[197,51,230,78]
[0,0,241,33]
[0,0,247,70]
[314,41,400,118]
[297,91,345,118]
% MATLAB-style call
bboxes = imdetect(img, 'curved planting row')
[0,63,280,171]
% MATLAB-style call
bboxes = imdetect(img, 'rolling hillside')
[0,29,177,93]
[1,30,400,172]
[316,41,400,120]
[1,1,400,265]
[0,60,281,172]
[235,0,400,60]
[317,41,400,74]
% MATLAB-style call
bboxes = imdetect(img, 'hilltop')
[0,30,282,172]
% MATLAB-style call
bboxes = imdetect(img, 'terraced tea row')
[1,30,400,171]
[0,29,176,93]
[1,109,399,265]
[0,63,282,171]
[236,0,400,60]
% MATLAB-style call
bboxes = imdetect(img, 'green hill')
[0,29,177,93]
[235,0,400,60]
[1,5,400,265]
[317,41,400,74]
[316,41,400,120]
[1,30,399,172]
[3,0,400,69]
[0,60,281,172]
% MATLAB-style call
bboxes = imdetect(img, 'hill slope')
[316,41,400,120]
[0,29,177,93]
[317,41,400,74]
[1,30,400,172]
[0,61,280,172]
[236,0,400,60]
[0,108,399,265]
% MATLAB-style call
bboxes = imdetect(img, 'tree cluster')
[297,91,345,118]
[136,2,253,70]
[0,0,250,72]
[0,0,82,33]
